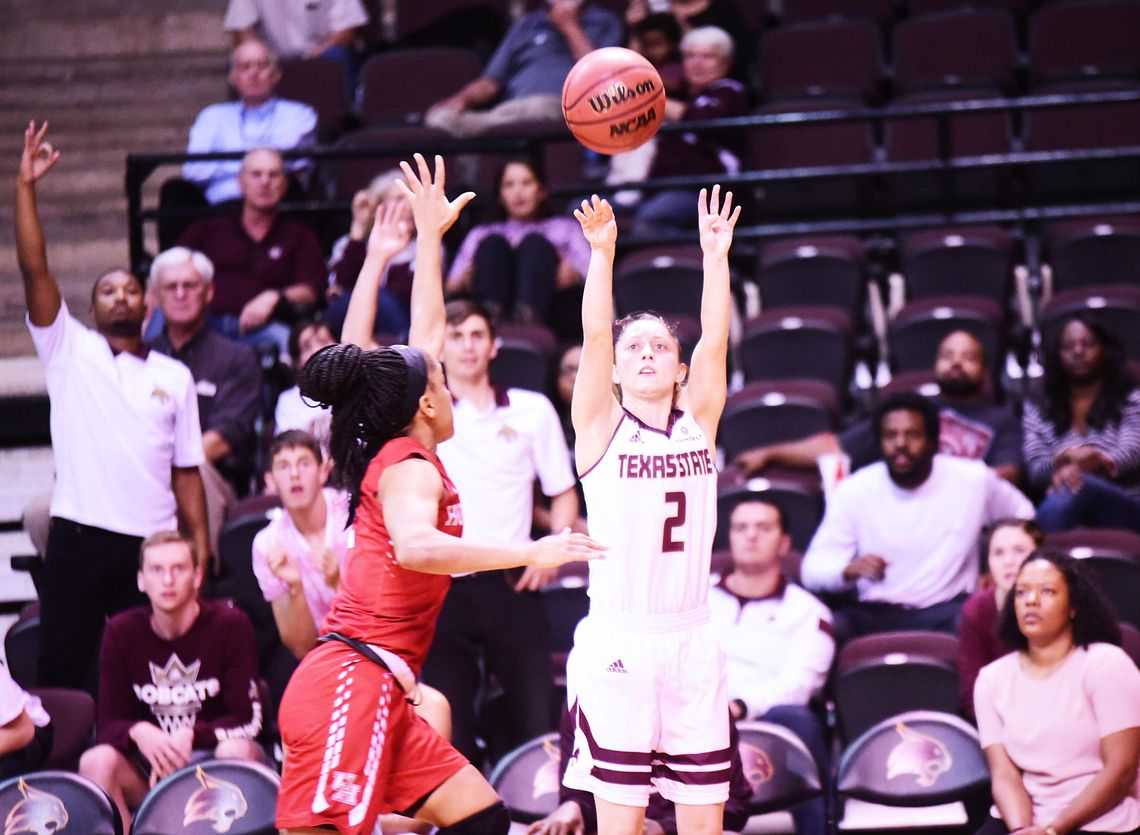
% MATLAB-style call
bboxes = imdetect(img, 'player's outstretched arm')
[398,153,474,359]
[380,457,606,575]
[15,121,62,327]
[571,194,623,473]
[340,199,412,348]
[682,185,740,446]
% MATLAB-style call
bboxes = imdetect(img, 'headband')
[390,344,429,426]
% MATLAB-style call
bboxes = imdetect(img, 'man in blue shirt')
[182,38,317,204]
[426,0,623,136]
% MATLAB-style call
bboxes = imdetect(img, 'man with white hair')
[149,247,262,552]
[182,38,317,205]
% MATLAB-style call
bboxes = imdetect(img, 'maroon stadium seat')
[1044,215,1140,292]
[277,57,350,140]
[780,0,895,24]
[719,381,839,464]
[759,19,884,102]
[893,9,1019,94]
[1029,0,1140,84]
[888,295,1005,382]
[754,235,868,313]
[898,226,1016,304]
[740,306,853,391]
[357,48,484,124]
[1040,285,1140,361]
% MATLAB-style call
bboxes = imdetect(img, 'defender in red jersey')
[276,156,604,835]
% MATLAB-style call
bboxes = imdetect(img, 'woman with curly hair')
[973,550,1140,835]
[274,156,604,835]
[1023,313,1140,532]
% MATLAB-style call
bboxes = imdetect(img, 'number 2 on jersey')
[662,491,686,553]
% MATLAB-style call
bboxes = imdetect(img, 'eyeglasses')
[159,280,206,295]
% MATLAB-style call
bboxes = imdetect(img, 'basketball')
[562,47,666,155]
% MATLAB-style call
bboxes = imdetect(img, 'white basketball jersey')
[581,409,717,617]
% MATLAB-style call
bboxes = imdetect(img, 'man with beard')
[16,122,209,690]
[801,392,1033,645]
[734,330,1023,484]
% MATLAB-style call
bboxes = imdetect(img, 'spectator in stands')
[149,247,262,555]
[628,13,684,96]
[425,1,623,136]
[447,158,590,335]
[736,330,1024,484]
[79,531,263,829]
[555,343,581,448]
[275,317,336,439]
[325,169,418,339]
[0,665,52,780]
[709,498,834,835]
[1024,313,1140,533]
[974,551,1140,835]
[15,122,209,691]
[423,300,579,765]
[180,39,317,205]
[251,430,348,659]
[801,392,1034,645]
[626,0,755,84]
[957,518,1043,722]
[632,26,747,234]
[178,147,326,355]
[223,0,368,81]
[527,705,751,835]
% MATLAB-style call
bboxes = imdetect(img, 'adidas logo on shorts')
[606,659,628,674]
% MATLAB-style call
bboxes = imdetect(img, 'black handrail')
[125,88,1140,270]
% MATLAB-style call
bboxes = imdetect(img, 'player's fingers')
[398,160,420,191]
[697,186,708,215]
[728,204,742,226]
[710,183,721,214]
[434,154,447,190]
[452,191,477,213]
[34,120,50,145]
[413,152,431,185]
[721,189,734,218]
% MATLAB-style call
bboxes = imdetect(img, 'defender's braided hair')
[298,343,425,521]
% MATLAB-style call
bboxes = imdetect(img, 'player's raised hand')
[574,194,617,251]
[366,198,413,262]
[527,527,607,570]
[697,184,741,259]
[18,121,60,185]
[396,153,475,238]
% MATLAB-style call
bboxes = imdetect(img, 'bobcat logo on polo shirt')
[151,386,171,404]
[183,767,248,833]
[3,779,68,835]
[886,721,953,787]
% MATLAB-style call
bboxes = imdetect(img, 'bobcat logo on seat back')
[3,779,68,835]
[886,721,953,787]
[183,767,248,833]
[739,741,775,791]
[532,738,561,800]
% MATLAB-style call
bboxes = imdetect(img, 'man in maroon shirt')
[78,531,263,829]
[177,147,325,355]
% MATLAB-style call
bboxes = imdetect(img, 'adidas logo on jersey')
[606,659,628,674]
[628,430,643,444]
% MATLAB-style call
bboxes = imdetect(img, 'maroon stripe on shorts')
[591,765,653,786]
[655,747,732,766]
[653,764,733,786]
[573,700,653,767]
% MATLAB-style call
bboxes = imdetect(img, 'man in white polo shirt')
[15,122,209,691]
[802,391,1033,646]
[427,299,579,766]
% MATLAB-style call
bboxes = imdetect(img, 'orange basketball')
[562,47,666,155]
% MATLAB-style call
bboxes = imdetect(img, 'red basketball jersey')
[322,436,462,673]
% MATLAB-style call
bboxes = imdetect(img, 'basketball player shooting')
[563,186,741,835]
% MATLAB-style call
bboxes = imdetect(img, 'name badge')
[196,380,218,397]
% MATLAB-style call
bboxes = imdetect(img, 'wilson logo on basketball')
[886,722,953,787]
[588,79,657,115]
[4,779,68,835]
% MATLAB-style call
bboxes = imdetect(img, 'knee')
[516,232,555,256]
[475,234,512,259]
[79,744,125,782]
[214,738,264,763]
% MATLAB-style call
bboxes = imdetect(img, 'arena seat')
[888,295,1004,383]
[735,720,824,816]
[898,226,1016,305]
[30,687,95,770]
[391,0,512,43]
[754,236,867,314]
[719,380,839,464]
[1029,0,1140,84]
[739,306,853,391]
[4,603,40,690]
[357,48,484,125]
[780,0,894,25]
[276,57,350,140]
[909,0,1026,16]
[489,323,558,394]
[0,772,121,834]
[1043,528,1140,628]
[131,759,280,835]
[1045,215,1140,293]
[893,9,1018,94]
[488,732,562,823]
[758,19,883,102]
[1039,285,1140,362]
[835,710,989,830]
[877,368,997,404]
[613,258,706,323]
[326,125,453,198]
[716,475,825,553]
[833,631,960,743]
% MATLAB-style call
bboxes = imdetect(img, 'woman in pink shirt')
[974,551,1140,835]
[958,518,1044,721]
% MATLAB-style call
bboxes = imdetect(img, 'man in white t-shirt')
[426,300,579,766]
[15,123,209,690]
[709,498,834,835]
[802,392,1033,645]
[224,0,368,75]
